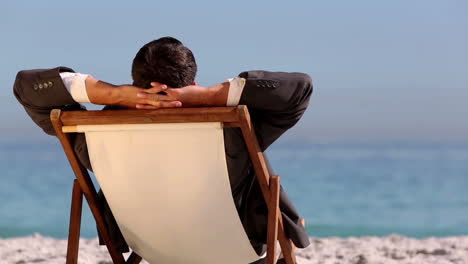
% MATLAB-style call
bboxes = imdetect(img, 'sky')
[1,0,467,143]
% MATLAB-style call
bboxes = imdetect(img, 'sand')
[1,234,468,264]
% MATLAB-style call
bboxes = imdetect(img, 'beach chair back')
[51,106,296,264]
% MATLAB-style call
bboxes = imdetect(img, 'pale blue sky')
[1,0,467,143]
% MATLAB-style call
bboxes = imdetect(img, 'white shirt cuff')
[59,72,91,103]
[226,77,246,106]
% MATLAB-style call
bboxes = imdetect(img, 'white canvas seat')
[78,123,259,264]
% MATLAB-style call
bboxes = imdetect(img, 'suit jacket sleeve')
[238,71,313,150]
[13,67,91,169]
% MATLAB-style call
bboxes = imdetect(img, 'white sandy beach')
[1,234,468,264]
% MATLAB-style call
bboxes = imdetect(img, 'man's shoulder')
[14,66,76,95]
[239,70,312,92]
[15,66,75,81]
[239,70,311,83]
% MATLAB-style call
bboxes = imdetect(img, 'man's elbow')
[13,69,46,107]
[292,73,313,108]
[300,73,313,96]
[13,70,28,104]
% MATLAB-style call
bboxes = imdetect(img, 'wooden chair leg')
[266,176,280,264]
[66,180,83,264]
[126,252,142,264]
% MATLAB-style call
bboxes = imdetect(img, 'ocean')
[1,140,467,239]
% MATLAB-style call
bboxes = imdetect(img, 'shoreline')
[1,234,467,263]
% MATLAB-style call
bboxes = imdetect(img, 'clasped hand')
[105,79,226,109]
[111,82,207,109]
[135,82,208,109]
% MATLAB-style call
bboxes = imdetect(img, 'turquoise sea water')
[1,140,467,239]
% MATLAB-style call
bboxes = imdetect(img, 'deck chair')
[50,106,298,264]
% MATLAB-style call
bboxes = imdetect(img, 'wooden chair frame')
[50,105,297,264]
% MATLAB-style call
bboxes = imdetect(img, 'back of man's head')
[132,37,197,88]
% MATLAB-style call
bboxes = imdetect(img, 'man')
[13,37,313,263]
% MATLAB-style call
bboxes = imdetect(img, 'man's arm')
[14,67,82,135]
[138,71,313,150]
[237,71,313,150]
[13,67,181,135]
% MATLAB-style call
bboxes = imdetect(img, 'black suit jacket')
[13,67,313,249]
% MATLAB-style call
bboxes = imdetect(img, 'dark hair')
[131,37,197,88]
